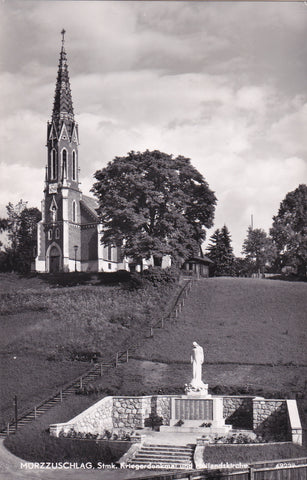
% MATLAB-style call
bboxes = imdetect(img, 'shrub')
[142,266,180,286]
[211,432,265,444]
[69,350,101,363]
[144,413,164,430]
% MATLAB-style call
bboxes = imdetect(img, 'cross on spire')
[61,29,66,46]
[52,28,74,130]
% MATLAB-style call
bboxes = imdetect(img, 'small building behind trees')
[182,256,214,278]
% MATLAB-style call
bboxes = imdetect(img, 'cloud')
[0,163,43,217]
[269,103,307,157]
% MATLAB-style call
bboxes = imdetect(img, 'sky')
[0,0,306,256]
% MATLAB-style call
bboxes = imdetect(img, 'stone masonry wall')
[155,396,172,425]
[71,396,113,434]
[112,397,152,429]
[50,396,113,436]
[50,395,292,443]
[223,396,253,429]
[253,398,289,441]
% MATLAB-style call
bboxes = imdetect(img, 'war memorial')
[49,342,302,470]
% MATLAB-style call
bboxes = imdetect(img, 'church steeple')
[52,29,74,136]
[46,29,79,188]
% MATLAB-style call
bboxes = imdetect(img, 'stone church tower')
[35,31,125,273]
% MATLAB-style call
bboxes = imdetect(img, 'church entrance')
[49,246,61,273]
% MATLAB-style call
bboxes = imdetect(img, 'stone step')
[140,448,193,454]
[134,455,192,462]
[131,443,195,468]
[130,460,193,468]
[132,455,192,462]
[139,449,193,456]
[145,444,193,450]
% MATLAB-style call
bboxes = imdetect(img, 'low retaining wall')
[223,396,253,429]
[253,398,289,442]
[49,394,301,445]
[50,396,113,437]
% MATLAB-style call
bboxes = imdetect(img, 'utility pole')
[14,395,18,431]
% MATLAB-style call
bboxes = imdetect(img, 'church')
[35,31,128,273]
[35,31,171,273]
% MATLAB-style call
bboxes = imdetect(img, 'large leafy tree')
[242,227,276,275]
[92,150,217,267]
[0,200,41,273]
[206,225,235,276]
[270,184,307,276]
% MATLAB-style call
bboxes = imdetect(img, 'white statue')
[191,341,204,388]
[190,342,203,386]
[185,341,208,394]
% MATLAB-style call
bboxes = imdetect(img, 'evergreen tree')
[206,225,235,276]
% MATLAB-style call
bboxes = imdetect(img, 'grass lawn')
[135,277,307,366]
[202,443,307,464]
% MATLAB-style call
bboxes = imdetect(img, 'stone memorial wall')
[112,396,151,429]
[49,394,301,444]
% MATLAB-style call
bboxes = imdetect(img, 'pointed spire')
[52,29,74,135]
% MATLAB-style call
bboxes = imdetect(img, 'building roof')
[80,195,99,221]
[185,255,214,265]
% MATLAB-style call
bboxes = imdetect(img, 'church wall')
[80,260,98,272]
[68,223,81,259]
[81,225,98,262]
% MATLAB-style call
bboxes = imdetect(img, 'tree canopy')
[242,227,275,274]
[0,200,41,273]
[92,150,217,266]
[206,225,235,276]
[270,184,307,276]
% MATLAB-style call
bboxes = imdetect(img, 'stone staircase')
[126,443,195,469]
[0,362,114,439]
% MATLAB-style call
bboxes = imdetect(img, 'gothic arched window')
[72,200,76,223]
[72,151,76,181]
[62,149,67,180]
[48,229,53,240]
[51,149,57,180]
[55,228,60,239]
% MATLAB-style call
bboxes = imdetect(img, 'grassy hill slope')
[136,277,307,366]
[0,273,179,428]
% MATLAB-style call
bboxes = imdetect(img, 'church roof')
[80,195,99,220]
[52,30,75,136]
